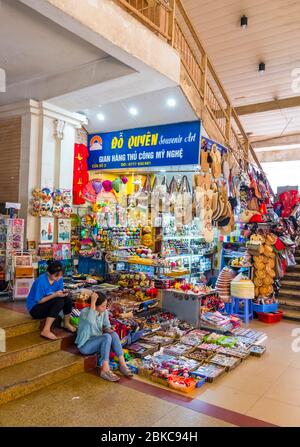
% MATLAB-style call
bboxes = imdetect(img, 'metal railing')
[115,0,261,169]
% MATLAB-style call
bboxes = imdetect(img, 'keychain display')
[30,187,73,218]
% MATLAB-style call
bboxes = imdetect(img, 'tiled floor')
[0,372,234,427]
[1,300,300,427]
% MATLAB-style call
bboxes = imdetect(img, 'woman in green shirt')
[75,292,132,382]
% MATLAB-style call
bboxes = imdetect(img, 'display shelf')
[163,235,205,240]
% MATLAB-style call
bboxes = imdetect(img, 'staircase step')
[278,288,300,297]
[283,273,300,280]
[0,308,40,338]
[286,265,300,273]
[0,331,61,370]
[0,350,84,406]
[278,297,300,308]
[280,308,300,321]
[281,280,300,289]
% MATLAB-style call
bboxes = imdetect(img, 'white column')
[0,100,87,243]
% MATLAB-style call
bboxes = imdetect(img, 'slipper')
[119,365,134,377]
[62,327,77,334]
[100,371,120,382]
[40,334,58,341]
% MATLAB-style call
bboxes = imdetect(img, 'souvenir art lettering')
[88,121,201,170]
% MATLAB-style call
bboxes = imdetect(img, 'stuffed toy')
[41,187,52,203]
[62,189,72,204]
[53,189,63,204]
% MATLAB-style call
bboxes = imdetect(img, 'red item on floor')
[256,310,283,324]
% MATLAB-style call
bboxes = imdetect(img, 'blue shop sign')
[88,120,201,170]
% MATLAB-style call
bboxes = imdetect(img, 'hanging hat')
[228,196,238,211]
[218,216,230,227]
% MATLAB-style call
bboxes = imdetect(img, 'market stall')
[2,117,294,394]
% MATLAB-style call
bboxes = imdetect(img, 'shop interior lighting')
[240,15,248,29]
[167,98,177,107]
[129,107,138,116]
[258,62,266,74]
[97,113,105,121]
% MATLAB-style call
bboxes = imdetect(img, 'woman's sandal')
[62,326,77,334]
[100,370,120,382]
[40,333,58,341]
[119,365,134,377]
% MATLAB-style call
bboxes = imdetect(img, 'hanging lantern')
[112,178,122,193]
[92,179,103,194]
[102,180,113,192]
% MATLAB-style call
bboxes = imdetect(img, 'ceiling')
[0,0,133,105]
[70,86,197,133]
[182,0,300,141]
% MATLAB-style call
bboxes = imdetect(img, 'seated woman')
[26,260,76,340]
[75,292,133,382]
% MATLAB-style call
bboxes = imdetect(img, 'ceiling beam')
[236,96,300,116]
[257,148,300,163]
[252,133,300,148]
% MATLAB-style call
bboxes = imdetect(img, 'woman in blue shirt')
[76,292,133,382]
[27,261,76,340]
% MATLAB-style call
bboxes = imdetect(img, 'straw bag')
[168,176,179,214]
[174,175,192,225]
[211,145,222,179]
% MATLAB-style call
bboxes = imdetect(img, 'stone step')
[0,308,41,338]
[279,307,300,321]
[278,288,300,297]
[286,265,300,273]
[0,350,84,406]
[278,297,300,308]
[0,331,61,370]
[283,273,300,281]
[281,280,300,289]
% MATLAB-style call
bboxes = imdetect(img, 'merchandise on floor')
[1,120,300,394]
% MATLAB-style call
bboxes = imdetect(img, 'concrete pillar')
[0,100,87,243]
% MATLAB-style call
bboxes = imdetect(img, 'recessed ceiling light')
[129,107,138,116]
[167,98,176,107]
[97,113,105,121]
[160,169,167,172]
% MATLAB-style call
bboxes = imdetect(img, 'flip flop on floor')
[62,326,77,334]
[100,371,120,382]
[40,334,58,341]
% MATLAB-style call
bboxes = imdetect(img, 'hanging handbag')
[168,175,179,214]
[174,175,192,225]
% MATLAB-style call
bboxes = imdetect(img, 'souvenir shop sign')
[88,121,201,170]
[201,136,228,154]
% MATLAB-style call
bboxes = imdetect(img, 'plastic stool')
[230,296,253,324]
